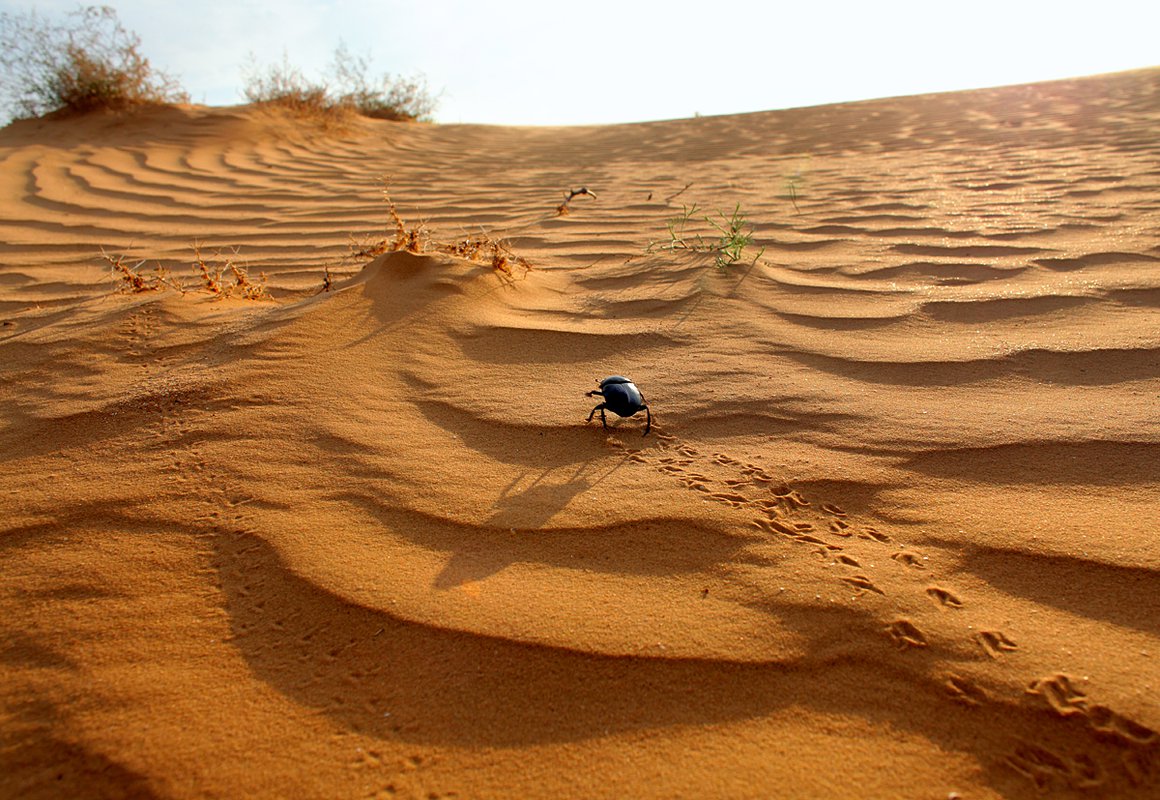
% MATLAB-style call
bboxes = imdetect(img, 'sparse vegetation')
[192,245,270,300]
[349,183,530,279]
[240,53,333,120]
[0,5,187,121]
[785,178,801,213]
[648,202,763,269]
[243,43,437,123]
[329,43,437,122]
[706,203,764,268]
[103,249,181,294]
[348,184,428,258]
[442,234,530,278]
[651,203,707,254]
[101,244,271,300]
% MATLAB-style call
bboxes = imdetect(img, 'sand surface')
[2,69,1159,798]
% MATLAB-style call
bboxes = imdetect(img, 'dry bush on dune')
[243,43,438,123]
[349,185,529,278]
[329,43,437,122]
[0,5,187,121]
[348,186,427,259]
[192,245,270,300]
[100,245,270,300]
[103,249,182,294]
[241,54,338,121]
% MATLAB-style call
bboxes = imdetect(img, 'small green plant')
[706,203,764,268]
[785,178,801,213]
[650,203,705,253]
[648,202,762,268]
[0,5,187,122]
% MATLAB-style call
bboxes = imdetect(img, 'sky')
[4,0,1159,126]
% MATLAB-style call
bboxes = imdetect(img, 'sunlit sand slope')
[2,69,1159,798]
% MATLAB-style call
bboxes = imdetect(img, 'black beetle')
[586,375,651,436]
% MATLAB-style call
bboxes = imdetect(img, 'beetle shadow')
[432,455,631,589]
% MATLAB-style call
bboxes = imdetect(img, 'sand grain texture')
[2,70,1159,799]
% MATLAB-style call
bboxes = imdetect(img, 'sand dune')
[2,69,1159,798]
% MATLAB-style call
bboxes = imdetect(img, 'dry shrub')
[0,5,187,121]
[348,185,427,259]
[243,43,438,123]
[348,185,529,279]
[329,43,437,122]
[103,249,181,294]
[439,235,530,278]
[241,53,348,124]
[192,245,270,300]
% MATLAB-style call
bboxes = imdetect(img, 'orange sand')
[2,69,1159,799]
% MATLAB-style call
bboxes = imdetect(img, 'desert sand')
[1,68,1159,799]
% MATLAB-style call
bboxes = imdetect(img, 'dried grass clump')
[241,53,347,125]
[103,249,182,294]
[192,245,270,300]
[348,186,428,259]
[438,236,530,278]
[0,6,187,121]
[330,44,437,122]
[348,185,530,279]
[243,44,438,124]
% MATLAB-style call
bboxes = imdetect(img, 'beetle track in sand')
[611,432,1158,788]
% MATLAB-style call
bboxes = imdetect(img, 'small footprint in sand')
[891,551,926,569]
[886,619,928,649]
[1028,674,1158,745]
[858,527,891,544]
[843,575,885,596]
[975,630,1018,658]
[945,674,988,706]
[708,491,749,507]
[829,519,851,535]
[926,586,964,609]
[1123,750,1156,787]
[1006,742,1102,791]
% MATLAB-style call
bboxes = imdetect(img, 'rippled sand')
[2,69,1159,798]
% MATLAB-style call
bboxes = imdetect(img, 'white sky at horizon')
[3,0,1158,126]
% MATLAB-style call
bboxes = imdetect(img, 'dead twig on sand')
[556,186,597,216]
[664,182,693,205]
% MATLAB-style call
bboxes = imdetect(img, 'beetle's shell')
[599,377,645,418]
[599,375,633,388]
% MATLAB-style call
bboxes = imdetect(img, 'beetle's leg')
[642,404,651,436]
[586,390,604,398]
[587,403,606,424]
[600,407,608,428]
